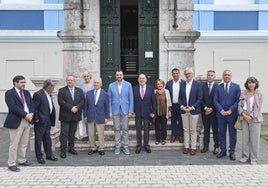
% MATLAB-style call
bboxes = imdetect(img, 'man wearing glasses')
[4,75,35,172]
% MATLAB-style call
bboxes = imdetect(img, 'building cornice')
[194,4,268,11]
[0,30,62,43]
[197,31,268,43]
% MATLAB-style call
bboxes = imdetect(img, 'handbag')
[234,117,242,130]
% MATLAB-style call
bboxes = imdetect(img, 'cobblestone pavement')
[0,126,268,187]
[0,165,268,188]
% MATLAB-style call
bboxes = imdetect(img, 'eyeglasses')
[19,81,26,84]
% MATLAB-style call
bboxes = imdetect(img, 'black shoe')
[229,153,236,161]
[37,158,46,164]
[135,146,141,154]
[99,151,105,155]
[46,156,58,161]
[18,161,31,166]
[60,152,66,158]
[68,149,78,155]
[213,147,219,155]
[88,150,97,155]
[145,146,151,153]
[8,165,20,172]
[216,151,227,158]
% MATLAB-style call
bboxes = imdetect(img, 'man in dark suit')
[85,78,109,156]
[179,67,203,155]
[58,75,85,158]
[133,74,156,154]
[165,68,186,143]
[4,75,35,172]
[33,80,58,164]
[201,70,219,154]
[214,69,240,161]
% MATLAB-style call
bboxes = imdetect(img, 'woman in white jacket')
[238,76,263,165]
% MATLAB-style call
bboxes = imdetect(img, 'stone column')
[57,0,99,83]
[162,0,200,80]
[29,77,60,151]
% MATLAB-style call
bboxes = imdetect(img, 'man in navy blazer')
[4,75,35,172]
[179,67,203,155]
[33,80,58,164]
[201,70,219,155]
[108,70,134,155]
[133,74,156,154]
[85,78,109,156]
[214,70,240,161]
[165,68,186,143]
[58,75,85,158]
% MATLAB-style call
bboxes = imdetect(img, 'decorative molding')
[196,31,268,43]
[0,4,63,10]
[164,31,200,43]
[194,4,268,11]
[0,30,61,43]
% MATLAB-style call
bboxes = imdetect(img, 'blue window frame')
[214,11,258,30]
[0,11,44,30]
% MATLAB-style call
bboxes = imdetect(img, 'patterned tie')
[141,86,145,99]
[19,90,25,106]
[225,83,229,94]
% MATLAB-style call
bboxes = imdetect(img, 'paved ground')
[0,126,268,187]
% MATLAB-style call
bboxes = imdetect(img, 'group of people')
[3,68,263,172]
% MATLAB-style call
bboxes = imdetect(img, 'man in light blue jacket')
[108,70,134,154]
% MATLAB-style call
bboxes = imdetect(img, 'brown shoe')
[178,136,184,143]
[190,149,197,155]
[170,136,176,143]
[183,148,189,154]
[201,147,209,153]
[81,137,89,141]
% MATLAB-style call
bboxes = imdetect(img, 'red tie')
[141,86,145,99]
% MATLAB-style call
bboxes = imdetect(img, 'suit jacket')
[108,80,134,115]
[33,89,56,127]
[201,82,218,115]
[84,89,109,124]
[133,84,156,119]
[179,80,203,115]
[165,79,186,104]
[58,86,85,122]
[214,82,241,118]
[4,87,35,129]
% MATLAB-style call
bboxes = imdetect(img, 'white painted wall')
[195,41,268,113]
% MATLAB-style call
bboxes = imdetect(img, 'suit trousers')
[8,119,30,166]
[241,120,261,162]
[171,103,184,137]
[34,124,52,160]
[60,121,78,151]
[135,117,150,147]
[202,113,219,148]
[88,122,105,151]
[155,115,167,142]
[113,108,129,148]
[181,113,199,149]
[218,117,237,154]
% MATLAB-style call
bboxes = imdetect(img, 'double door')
[100,0,159,89]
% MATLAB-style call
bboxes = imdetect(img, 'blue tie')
[70,88,74,101]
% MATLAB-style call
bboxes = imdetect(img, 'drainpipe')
[79,0,86,29]
[173,0,178,29]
